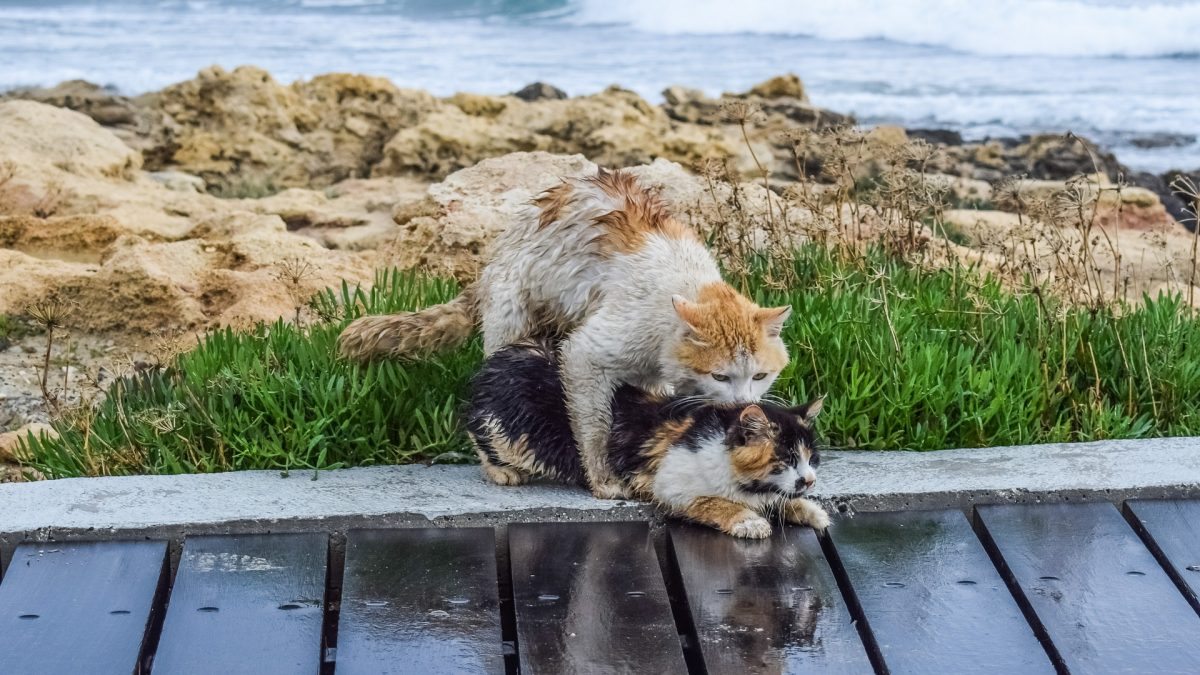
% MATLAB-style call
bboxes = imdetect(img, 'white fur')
[476,176,788,495]
[651,432,789,513]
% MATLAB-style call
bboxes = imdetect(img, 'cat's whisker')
[663,395,710,413]
[760,393,792,406]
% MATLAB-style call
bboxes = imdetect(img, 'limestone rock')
[0,422,56,462]
[3,80,140,127]
[0,100,141,179]
[138,66,440,192]
[0,99,397,333]
[149,170,207,193]
[512,82,568,102]
[745,73,808,102]
[376,87,735,180]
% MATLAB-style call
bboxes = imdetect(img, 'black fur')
[464,341,583,483]
[466,341,819,485]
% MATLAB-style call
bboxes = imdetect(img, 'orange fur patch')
[674,282,789,372]
[730,441,777,480]
[534,182,575,229]
[683,496,759,531]
[584,168,696,255]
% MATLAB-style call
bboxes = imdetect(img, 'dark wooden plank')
[1125,499,1200,611]
[336,528,503,675]
[152,533,328,675]
[830,509,1053,674]
[509,521,686,675]
[978,502,1200,674]
[669,523,872,675]
[0,540,167,675]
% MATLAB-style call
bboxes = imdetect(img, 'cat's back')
[466,341,582,481]
[481,168,717,317]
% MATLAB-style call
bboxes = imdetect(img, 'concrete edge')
[1,436,1198,559]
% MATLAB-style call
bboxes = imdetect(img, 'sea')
[0,0,1197,172]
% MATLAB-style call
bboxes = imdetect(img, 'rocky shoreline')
[1,66,1197,446]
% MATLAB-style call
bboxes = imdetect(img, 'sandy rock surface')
[2,67,1197,440]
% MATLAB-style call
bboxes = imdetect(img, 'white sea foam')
[0,0,1196,170]
[572,0,1200,58]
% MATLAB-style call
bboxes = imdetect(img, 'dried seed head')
[719,99,764,126]
[26,296,75,330]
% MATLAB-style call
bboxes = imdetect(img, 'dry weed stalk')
[1170,175,1200,308]
[26,296,75,416]
[273,256,319,325]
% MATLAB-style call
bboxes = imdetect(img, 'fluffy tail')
[337,285,479,361]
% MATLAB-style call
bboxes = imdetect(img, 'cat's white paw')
[728,514,773,539]
[590,481,631,500]
[482,463,528,486]
[787,499,831,531]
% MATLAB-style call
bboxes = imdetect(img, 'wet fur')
[340,168,791,498]
[467,342,828,537]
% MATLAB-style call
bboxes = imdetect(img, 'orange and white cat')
[339,169,792,498]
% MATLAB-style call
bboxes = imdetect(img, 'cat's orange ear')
[672,295,708,344]
[755,305,792,337]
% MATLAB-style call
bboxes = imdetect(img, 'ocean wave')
[569,0,1200,58]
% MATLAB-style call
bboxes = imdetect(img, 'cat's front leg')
[560,335,627,499]
[783,497,830,532]
[682,497,772,539]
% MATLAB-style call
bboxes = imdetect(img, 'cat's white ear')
[791,395,825,424]
[756,305,792,337]
[672,295,707,343]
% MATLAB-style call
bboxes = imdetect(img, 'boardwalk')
[2,499,1199,674]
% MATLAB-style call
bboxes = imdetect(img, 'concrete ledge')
[1,437,1198,548]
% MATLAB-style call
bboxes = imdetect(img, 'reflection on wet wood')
[1125,499,1200,611]
[978,502,1200,674]
[831,509,1053,674]
[152,533,328,675]
[336,528,503,675]
[670,523,872,675]
[0,540,167,675]
[509,521,686,675]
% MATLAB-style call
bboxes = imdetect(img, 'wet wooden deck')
[2,499,1200,674]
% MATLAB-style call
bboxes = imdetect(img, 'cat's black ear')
[736,405,774,443]
[790,395,825,425]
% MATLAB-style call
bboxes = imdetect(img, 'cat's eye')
[752,372,768,381]
[769,466,784,475]
[711,373,730,382]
